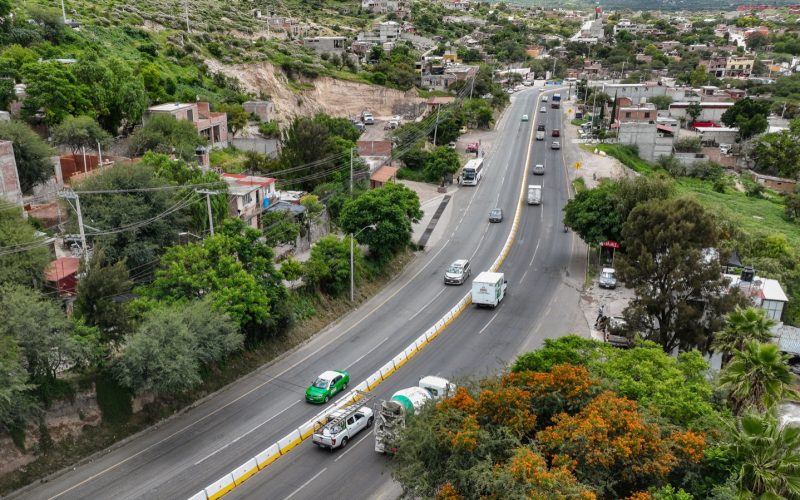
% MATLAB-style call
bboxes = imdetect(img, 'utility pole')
[184,0,190,33]
[60,0,67,23]
[469,72,475,99]
[60,190,89,265]
[350,147,354,195]
[432,104,441,146]
[196,189,218,235]
[97,140,103,167]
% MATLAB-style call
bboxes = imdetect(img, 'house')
[222,173,277,229]
[615,100,658,123]
[425,96,455,114]
[616,121,675,162]
[147,102,229,148]
[303,36,347,57]
[694,126,739,146]
[45,257,80,298]
[443,0,470,11]
[704,55,755,78]
[370,165,398,188]
[361,0,401,14]
[0,141,23,207]
[243,101,274,123]
[749,171,797,194]
[669,102,734,123]
[357,140,393,173]
[725,269,788,321]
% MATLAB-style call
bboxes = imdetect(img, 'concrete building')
[669,102,734,123]
[361,0,401,14]
[0,141,23,207]
[750,171,797,194]
[694,126,739,146]
[147,102,229,148]
[303,36,347,57]
[222,173,277,229]
[725,271,789,322]
[243,101,274,123]
[615,99,658,123]
[704,55,755,78]
[617,121,675,162]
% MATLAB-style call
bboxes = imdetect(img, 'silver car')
[444,259,471,285]
[599,267,617,289]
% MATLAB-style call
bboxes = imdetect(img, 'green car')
[306,370,350,404]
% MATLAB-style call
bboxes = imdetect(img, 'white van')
[527,185,542,205]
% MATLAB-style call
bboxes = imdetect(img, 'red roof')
[370,166,399,183]
[45,257,80,282]
[222,173,275,186]
[692,121,719,128]
[656,125,675,134]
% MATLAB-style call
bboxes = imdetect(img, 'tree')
[512,335,603,373]
[786,186,800,221]
[727,410,800,499]
[430,108,465,146]
[752,129,800,178]
[462,98,494,128]
[74,249,133,343]
[0,120,56,193]
[27,6,67,44]
[302,235,362,296]
[146,219,287,338]
[218,103,248,137]
[339,182,422,261]
[0,205,50,288]
[114,300,241,396]
[686,102,702,125]
[618,198,740,352]
[713,307,775,363]
[278,116,341,190]
[261,210,300,247]
[689,65,710,87]
[20,61,90,125]
[719,341,798,415]
[0,284,100,384]
[0,334,36,432]
[721,97,770,141]
[562,181,622,244]
[51,115,112,154]
[71,163,189,272]
[424,146,460,186]
[127,114,206,161]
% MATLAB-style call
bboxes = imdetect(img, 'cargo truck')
[527,184,542,205]
[374,376,455,453]
[551,93,561,109]
[471,271,507,308]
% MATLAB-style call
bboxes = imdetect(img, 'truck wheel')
[341,437,348,448]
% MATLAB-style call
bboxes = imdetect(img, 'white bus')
[461,158,484,186]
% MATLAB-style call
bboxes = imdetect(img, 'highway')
[13,87,587,500]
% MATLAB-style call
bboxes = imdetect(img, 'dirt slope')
[205,60,425,122]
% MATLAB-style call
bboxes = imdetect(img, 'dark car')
[552,129,560,137]
[489,208,503,223]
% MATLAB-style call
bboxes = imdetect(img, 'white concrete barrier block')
[404,344,417,358]
[298,419,316,439]
[379,360,396,378]
[366,372,382,389]
[353,381,369,393]
[392,352,406,367]
[232,458,259,485]
[255,443,281,469]
[204,473,236,500]
[188,491,207,500]
[277,430,302,453]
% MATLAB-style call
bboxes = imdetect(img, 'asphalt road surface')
[13,87,586,500]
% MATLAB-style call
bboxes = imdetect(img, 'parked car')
[447,142,457,149]
[599,267,617,289]
[552,129,560,137]
[489,208,503,222]
[444,259,471,285]
[466,142,480,153]
[551,140,560,149]
[306,370,350,404]
[361,112,374,125]
[521,114,529,122]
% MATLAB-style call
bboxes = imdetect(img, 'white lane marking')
[193,400,303,466]
[345,336,391,370]
[520,269,529,284]
[284,468,328,500]
[409,288,445,321]
[334,430,373,462]
[478,312,499,335]
[469,226,489,261]
[529,239,541,267]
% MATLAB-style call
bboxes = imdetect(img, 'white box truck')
[527,185,542,205]
[374,376,455,454]
[471,272,507,308]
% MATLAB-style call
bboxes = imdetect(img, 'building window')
[243,193,253,205]
[625,112,632,118]
[187,109,194,122]
[644,112,651,118]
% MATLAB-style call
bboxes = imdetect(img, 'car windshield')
[491,209,501,217]
[447,264,463,274]
[601,271,614,279]
[313,378,330,389]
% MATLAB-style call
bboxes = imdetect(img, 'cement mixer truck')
[374,376,455,453]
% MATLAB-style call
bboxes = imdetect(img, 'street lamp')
[350,224,377,302]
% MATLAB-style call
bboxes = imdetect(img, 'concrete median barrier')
[231,458,259,486]
[255,444,281,469]
[204,474,236,500]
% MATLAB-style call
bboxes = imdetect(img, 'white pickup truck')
[312,403,374,451]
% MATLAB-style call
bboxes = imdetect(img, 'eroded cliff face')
[205,60,425,122]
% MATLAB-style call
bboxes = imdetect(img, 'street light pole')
[350,224,377,302]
